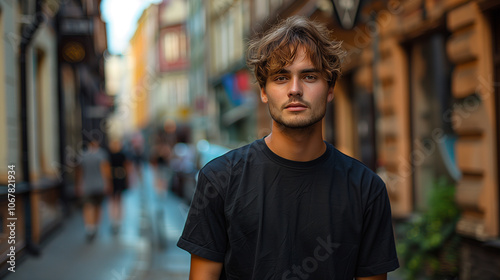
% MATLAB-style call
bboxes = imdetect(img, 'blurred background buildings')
[1,0,500,279]
[1,0,109,270]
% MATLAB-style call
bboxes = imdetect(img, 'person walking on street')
[130,132,145,186]
[76,138,111,241]
[177,16,399,279]
[150,132,173,195]
[108,138,132,234]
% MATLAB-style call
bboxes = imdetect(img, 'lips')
[285,102,308,112]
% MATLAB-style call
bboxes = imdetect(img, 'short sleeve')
[355,181,400,277]
[177,171,227,262]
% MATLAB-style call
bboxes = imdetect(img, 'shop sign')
[61,18,93,35]
[62,41,85,63]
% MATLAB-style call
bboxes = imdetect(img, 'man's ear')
[260,87,268,103]
[327,86,334,102]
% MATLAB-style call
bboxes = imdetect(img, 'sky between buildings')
[101,0,161,55]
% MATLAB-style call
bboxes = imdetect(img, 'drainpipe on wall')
[370,11,381,165]
[55,9,68,215]
[19,0,44,256]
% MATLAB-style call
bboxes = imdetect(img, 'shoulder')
[201,140,260,172]
[332,148,375,173]
[199,140,262,181]
[330,146,386,199]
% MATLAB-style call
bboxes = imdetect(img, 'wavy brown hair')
[247,16,343,89]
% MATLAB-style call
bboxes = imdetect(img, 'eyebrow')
[274,68,320,75]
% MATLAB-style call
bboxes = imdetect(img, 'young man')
[177,16,399,279]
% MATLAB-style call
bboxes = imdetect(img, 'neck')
[265,121,326,162]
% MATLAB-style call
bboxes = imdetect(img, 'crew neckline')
[257,137,333,169]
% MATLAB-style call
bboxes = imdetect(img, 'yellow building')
[129,5,158,129]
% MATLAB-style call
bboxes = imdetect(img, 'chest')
[224,167,363,246]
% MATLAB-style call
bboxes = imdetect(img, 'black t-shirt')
[109,151,128,189]
[178,138,399,279]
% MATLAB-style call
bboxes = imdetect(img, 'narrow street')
[5,165,190,280]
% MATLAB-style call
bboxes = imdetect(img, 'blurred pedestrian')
[150,143,172,194]
[178,16,399,279]
[108,138,132,234]
[76,138,111,241]
[130,131,145,186]
[170,142,196,198]
[150,140,173,250]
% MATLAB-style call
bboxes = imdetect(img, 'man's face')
[261,47,334,129]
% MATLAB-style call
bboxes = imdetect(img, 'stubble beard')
[268,106,325,130]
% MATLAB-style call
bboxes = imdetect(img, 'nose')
[288,77,303,97]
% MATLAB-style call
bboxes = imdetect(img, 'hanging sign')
[62,41,85,63]
[331,0,361,30]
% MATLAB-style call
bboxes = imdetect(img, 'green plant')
[396,177,461,280]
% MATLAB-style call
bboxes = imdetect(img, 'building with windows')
[187,0,212,143]
[0,1,63,268]
[128,0,191,148]
[206,0,256,147]
[129,4,158,130]
[57,0,110,193]
[0,0,108,274]
[155,0,190,126]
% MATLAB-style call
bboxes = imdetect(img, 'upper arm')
[189,254,223,280]
[177,171,228,261]
[356,273,387,280]
[355,179,399,276]
[100,160,111,178]
[75,165,82,178]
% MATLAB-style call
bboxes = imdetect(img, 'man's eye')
[274,76,288,81]
[304,75,317,81]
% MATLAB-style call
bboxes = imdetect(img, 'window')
[211,24,220,73]
[227,10,235,63]
[27,45,58,179]
[408,33,456,210]
[233,3,245,61]
[164,75,189,108]
[162,27,188,69]
[164,32,180,62]
[220,16,229,70]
